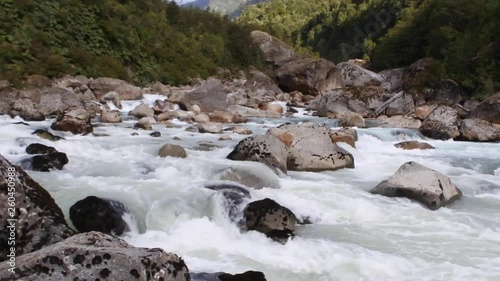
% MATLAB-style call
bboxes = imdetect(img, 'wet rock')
[457,118,500,142]
[192,271,267,281]
[100,109,122,123]
[470,92,500,124]
[134,117,155,130]
[250,30,296,67]
[227,135,288,174]
[28,152,69,171]
[51,109,93,134]
[213,165,281,190]
[270,123,354,172]
[337,127,358,141]
[185,126,199,133]
[211,110,236,123]
[26,143,57,155]
[330,131,356,148]
[32,129,64,141]
[370,161,462,210]
[420,106,460,140]
[0,154,74,262]
[204,182,251,221]
[338,112,366,128]
[150,131,161,137]
[129,103,154,119]
[277,58,344,96]
[0,231,189,281]
[100,91,122,109]
[338,62,386,87]
[159,144,187,158]
[198,122,223,134]
[244,198,297,242]
[69,196,130,235]
[394,141,435,150]
[9,98,45,121]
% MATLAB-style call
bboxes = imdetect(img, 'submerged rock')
[159,144,188,158]
[204,182,251,222]
[25,143,57,155]
[227,134,288,174]
[213,165,281,189]
[51,109,93,134]
[244,198,297,242]
[370,161,462,210]
[30,152,69,171]
[32,129,64,141]
[0,154,74,262]
[191,271,267,281]
[0,232,189,281]
[394,141,435,150]
[70,196,130,235]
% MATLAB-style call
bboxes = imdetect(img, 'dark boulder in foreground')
[370,161,462,210]
[31,152,69,171]
[227,134,288,174]
[70,196,130,235]
[244,198,297,242]
[0,154,74,262]
[0,232,190,281]
[192,271,267,281]
[26,143,58,155]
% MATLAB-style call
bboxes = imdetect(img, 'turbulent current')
[1,95,499,281]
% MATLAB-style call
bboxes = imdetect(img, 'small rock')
[185,126,199,132]
[158,144,187,158]
[219,134,231,141]
[394,141,434,150]
[338,112,366,128]
[26,143,57,155]
[31,152,69,171]
[150,131,161,137]
[100,109,122,123]
[128,103,154,118]
[210,110,235,123]
[173,136,182,140]
[415,104,438,120]
[232,126,253,135]
[134,117,154,130]
[267,103,284,115]
[198,122,223,134]
[338,127,358,141]
[330,131,356,148]
[32,129,64,141]
[194,113,210,123]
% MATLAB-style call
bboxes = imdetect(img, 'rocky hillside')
[183,0,268,17]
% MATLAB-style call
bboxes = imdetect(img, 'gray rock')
[420,106,460,140]
[184,78,229,112]
[315,87,387,118]
[0,232,189,281]
[338,112,366,128]
[38,87,84,116]
[90,77,143,100]
[244,198,297,242]
[0,154,74,262]
[379,68,406,92]
[370,161,462,210]
[338,62,386,87]
[244,69,282,105]
[32,129,64,141]
[250,30,296,66]
[100,109,122,123]
[159,144,187,158]
[213,165,281,190]
[9,98,45,121]
[271,123,354,172]
[51,109,93,134]
[129,103,154,118]
[134,117,155,130]
[378,115,422,129]
[394,141,435,150]
[198,122,223,134]
[100,91,122,109]
[227,105,281,118]
[277,58,345,96]
[227,134,288,174]
[385,92,415,117]
[470,92,500,124]
[457,118,500,142]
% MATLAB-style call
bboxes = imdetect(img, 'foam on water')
[0,97,499,281]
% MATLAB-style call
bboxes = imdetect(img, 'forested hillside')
[239,0,500,98]
[183,0,268,17]
[0,0,264,85]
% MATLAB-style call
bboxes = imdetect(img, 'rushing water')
[1,95,499,281]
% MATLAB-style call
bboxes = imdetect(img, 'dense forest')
[0,0,264,86]
[239,0,500,98]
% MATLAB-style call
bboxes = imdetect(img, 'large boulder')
[227,134,288,174]
[0,231,189,281]
[0,154,74,262]
[338,62,386,87]
[370,161,462,210]
[269,123,354,172]
[244,69,282,105]
[385,92,415,117]
[276,58,345,96]
[70,196,130,235]
[420,106,460,140]
[38,87,84,116]
[244,198,297,242]
[9,98,45,121]
[51,109,93,134]
[183,78,229,112]
[89,77,143,100]
[470,92,500,124]
[250,30,296,66]
[457,118,500,142]
[314,86,387,118]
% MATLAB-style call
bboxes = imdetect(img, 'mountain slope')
[183,0,268,17]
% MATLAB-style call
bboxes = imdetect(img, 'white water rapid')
[0,94,499,281]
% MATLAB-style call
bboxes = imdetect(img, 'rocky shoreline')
[0,30,499,280]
